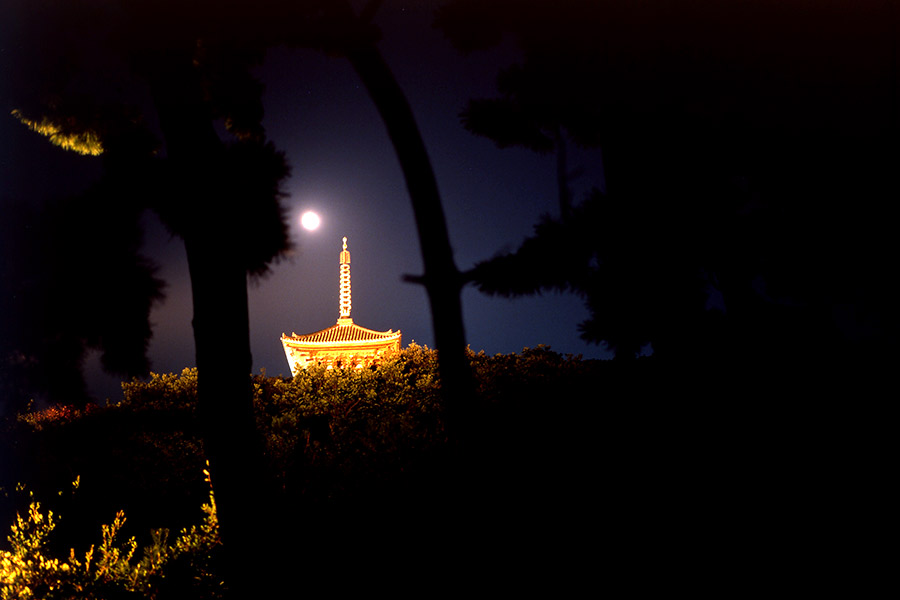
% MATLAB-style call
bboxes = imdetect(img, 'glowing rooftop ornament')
[280,236,401,373]
[338,236,352,322]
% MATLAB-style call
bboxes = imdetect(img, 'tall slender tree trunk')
[148,57,266,599]
[345,42,476,425]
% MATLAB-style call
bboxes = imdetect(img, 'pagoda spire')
[338,236,352,323]
[281,234,402,373]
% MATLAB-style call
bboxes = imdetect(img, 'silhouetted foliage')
[469,187,722,361]
[446,1,899,373]
[0,190,164,411]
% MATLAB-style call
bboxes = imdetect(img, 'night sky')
[1,1,896,402]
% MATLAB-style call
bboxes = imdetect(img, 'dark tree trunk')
[345,42,476,424]
[184,235,266,595]
[148,57,266,599]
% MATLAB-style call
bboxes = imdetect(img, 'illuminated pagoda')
[281,237,401,374]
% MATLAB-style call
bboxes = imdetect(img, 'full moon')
[300,211,321,231]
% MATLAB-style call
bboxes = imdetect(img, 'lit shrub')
[120,367,199,413]
[253,343,446,496]
[17,403,100,431]
[0,478,222,600]
[8,344,604,525]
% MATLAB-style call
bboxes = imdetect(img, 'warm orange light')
[339,237,351,318]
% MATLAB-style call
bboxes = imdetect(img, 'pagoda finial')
[338,237,351,321]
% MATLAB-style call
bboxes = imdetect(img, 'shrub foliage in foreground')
[1,477,222,600]
[7,344,601,506]
[2,344,602,596]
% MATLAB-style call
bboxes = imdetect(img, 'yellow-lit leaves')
[11,110,104,156]
[0,479,222,599]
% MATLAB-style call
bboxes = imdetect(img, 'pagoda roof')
[282,318,401,345]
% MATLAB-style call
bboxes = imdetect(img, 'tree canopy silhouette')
[441,0,899,371]
[0,191,164,411]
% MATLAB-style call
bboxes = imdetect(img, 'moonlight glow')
[301,211,321,231]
